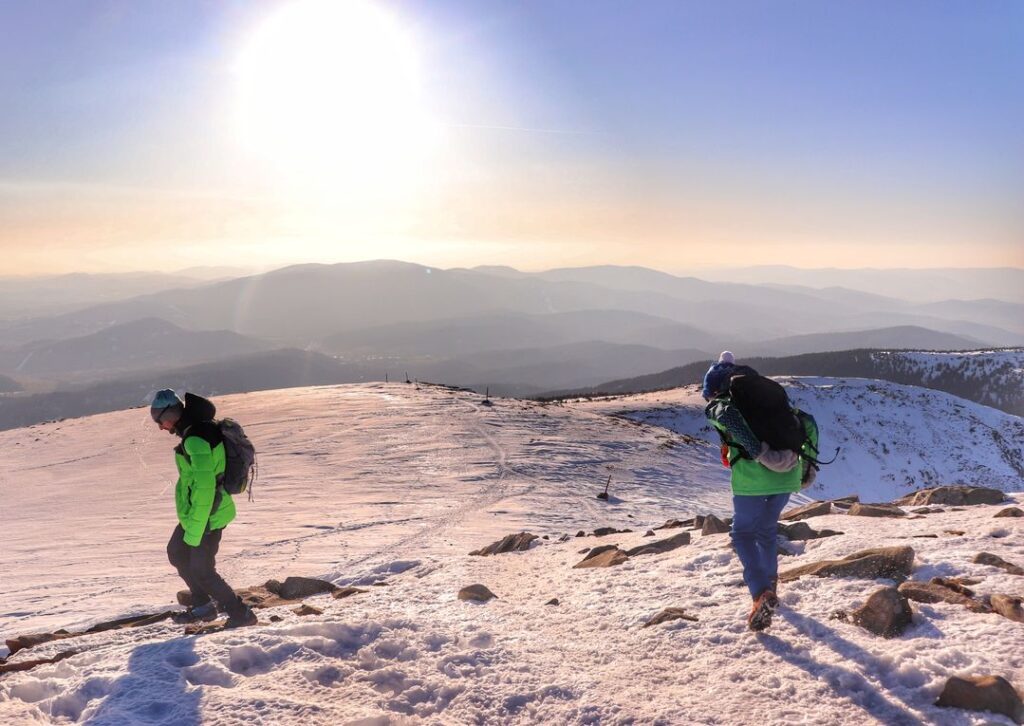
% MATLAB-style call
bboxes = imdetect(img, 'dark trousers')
[167,525,243,617]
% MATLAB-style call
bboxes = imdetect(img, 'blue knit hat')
[150,388,184,422]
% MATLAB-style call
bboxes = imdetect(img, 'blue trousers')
[731,493,791,599]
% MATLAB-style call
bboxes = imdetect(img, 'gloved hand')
[756,442,799,473]
[801,464,817,489]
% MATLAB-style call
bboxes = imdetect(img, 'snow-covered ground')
[575,377,1024,502]
[2,382,1022,724]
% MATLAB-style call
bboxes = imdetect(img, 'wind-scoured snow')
[578,377,1024,502]
[2,383,1022,725]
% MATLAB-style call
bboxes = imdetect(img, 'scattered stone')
[6,610,178,657]
[780,546,915,583]
[850,587,913,637]
[643,530,655,537]
[576,531,586,538]
[848,503,906,518]
[458,584,497,602]
[542,535,549,540]
[781,501,832,521]
[655,518,693,530]
[0,648,79,675]
[5,631,75,657]
[898,581,989,613]
[896,486,1007,507]
[935,675,1024,723]
[911,507,944,514]
[574,545,629,568]
[558,534,572,543]
[470,532,538,556]
[293,603,323,617]
[990,595,1024,624]
[269,615,283,623]
[701,515,731,535]
[778,522,842,541]
[944,530,966,536]
[974,552,1024,576]
[626,531,691,557]
[332,587,366,600]
[995,507,1024,518]
[267,576,338,600]
[930,577,979,596]
[643,608,699,628]
[593,527,630,537]
[911,534,938,538]
[693,515,706,529]
[546,598,560,606]
[830,495,860,507]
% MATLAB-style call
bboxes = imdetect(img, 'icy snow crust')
[1,382,1022,724]
[581,377,1024,502]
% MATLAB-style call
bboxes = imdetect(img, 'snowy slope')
[571,377,1024,503]
[2,383,1023,725]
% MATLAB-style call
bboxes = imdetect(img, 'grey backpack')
[217,418,257,498]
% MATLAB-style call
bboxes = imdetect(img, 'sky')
[0,0,1021,276]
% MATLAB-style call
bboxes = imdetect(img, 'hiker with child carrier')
[150,389,258,629]
[703,352,831,631]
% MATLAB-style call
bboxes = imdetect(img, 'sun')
[234,0,436,198]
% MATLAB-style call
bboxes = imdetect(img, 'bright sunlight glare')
[234,0,438,201]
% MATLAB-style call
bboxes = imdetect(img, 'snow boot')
[748,590,779,632]
[224,606,258,629]
[172,601,218,624]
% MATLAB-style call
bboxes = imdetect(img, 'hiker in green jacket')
[705,372,818,631]
[151,389,257,628]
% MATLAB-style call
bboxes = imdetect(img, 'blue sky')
[1,0,1021,274]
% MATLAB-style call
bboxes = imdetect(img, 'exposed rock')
[470,532,538,556]
[944,530,966,536]
[293,603,323,617]
[655,518,693,530]
[643,608,699,628]
[458,584,497,602]
[5,631,75,657]
[911,507,944,514]
[236,585,296,609]
[830,495,860,507]
[911,534,938,538]
[701,515,731,535]
[780,546,915,583]
[545,598,560,606]
[332,587,366,600]
[626,531,691,557]
[990,595,1024,624]
[778,522,843,541]
[850,587,913,637]
[935,675,1024,723]
[575,531,586,538]
[896,486,1007,507]
[573,545,629,568]
[898,581,989,613]
[848,503,906,518]
[6,610,178,657]
[781,501,832,521]
[693,515,706,529]
[643,530,655,537]
[974,552,1024,576]
[593,527,631,537]
[557,534,572,543]
[267,576,338,600]
[0,648,79,675]
[930,576,980,595]
[269,615,283,623]
[995,507,1024,518]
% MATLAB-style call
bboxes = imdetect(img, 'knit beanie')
[719,351,735,364]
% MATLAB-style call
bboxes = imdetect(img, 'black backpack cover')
[728,373,805,453]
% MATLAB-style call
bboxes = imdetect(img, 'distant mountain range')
[542,348,1024,418]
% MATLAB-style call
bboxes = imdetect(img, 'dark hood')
[174,392,217,436]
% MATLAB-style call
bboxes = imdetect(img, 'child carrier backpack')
[217,418,257,499]
[728,373,805,452]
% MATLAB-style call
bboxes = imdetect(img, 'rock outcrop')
[470,532,538,556]
[935,675,1024,723]
[777,522,842,541]
[781,501,832,521]
[850,587,913,637]
[574,545,629,568]
[848,503,906,518]
[895,486,1006,507]
[701,515,731,535]
[458,584,497,602]
[626,531,691,557]
[995,507,1024,518]
[643,608,699,628]
[897,581,989,614]
[780,546,915,583]
[974,552,1024,576]
[990,595,1024,624]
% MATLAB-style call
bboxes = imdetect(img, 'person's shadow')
[759,608,943,726]
[85,638,202,725]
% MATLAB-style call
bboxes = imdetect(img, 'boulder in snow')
[995,507,1024,518]
[777,522,842,541]
[974,552,1024,576]
[935,675,1024,723]
[458,584,497,602]
[332,587,366,600]
[847,503,906,518]
[897,581,989,614]
[643,608,699,628]
[990,595,1024,624]
[781,501,832,521]
[293,603,323,617]
[469,532,538,556]
[701,515,730,535]
[780,546,915,583]
[593,527,631,537]
[850,587,913,637]
[626,531,691,557]
[573,545,629,568]
[895,486,1006,507]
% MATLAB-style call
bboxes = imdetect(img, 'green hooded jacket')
[705,396,818,497]
[173,393,236,546]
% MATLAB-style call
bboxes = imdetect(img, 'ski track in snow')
[1,381,1022,725]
